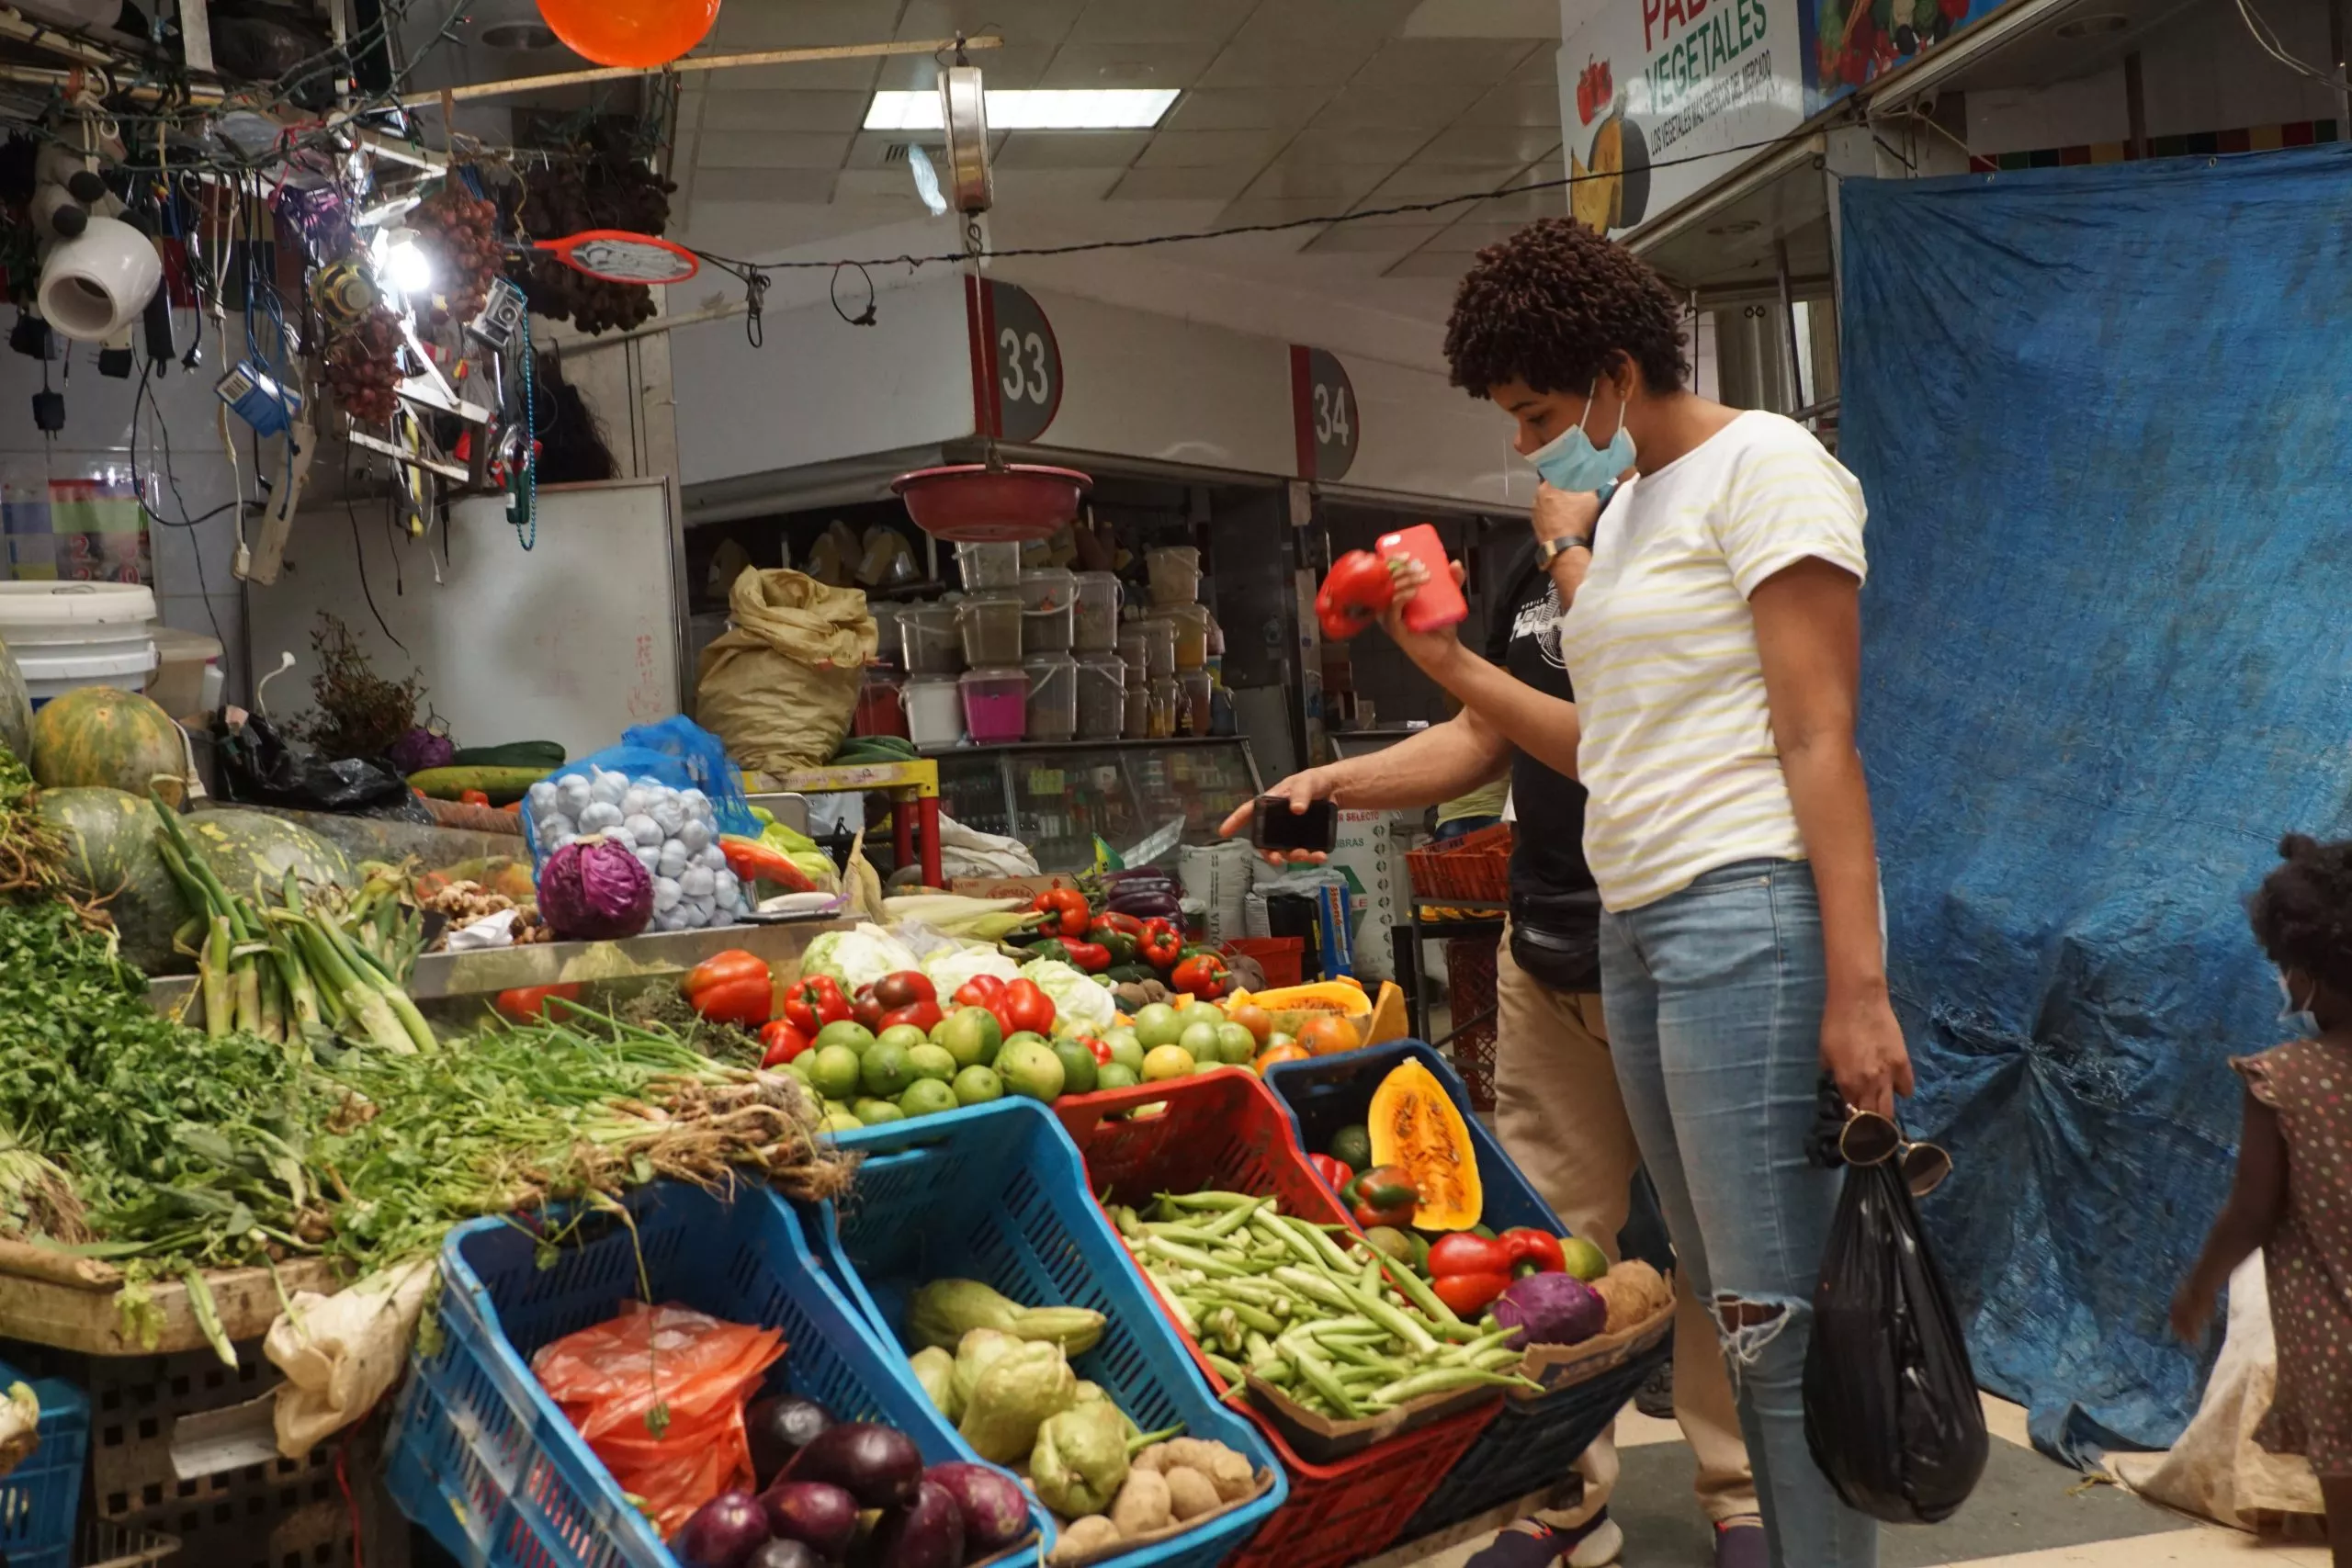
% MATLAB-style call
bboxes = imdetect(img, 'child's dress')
[2234,1040,2352,1472]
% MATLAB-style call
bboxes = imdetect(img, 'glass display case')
[932,739,1262,873]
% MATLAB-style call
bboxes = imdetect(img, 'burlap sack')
[695,569,875,779]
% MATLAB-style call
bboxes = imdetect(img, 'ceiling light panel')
[864,87,1179,130]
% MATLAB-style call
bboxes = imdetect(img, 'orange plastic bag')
[530,1302,787,1537]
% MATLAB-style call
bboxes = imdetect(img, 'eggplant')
[786,1422,924,1511]
[749,1393,835,1488]
[923,1462,1031,1554]
[867,1479,965,1568]
[672,1491,772,1568]
[759,1480,861,1561]
[747,1543,824,1568]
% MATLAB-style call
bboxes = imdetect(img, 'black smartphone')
[1251,795,1337,853]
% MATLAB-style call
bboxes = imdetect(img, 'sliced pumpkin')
[1367,1058,1484,1232]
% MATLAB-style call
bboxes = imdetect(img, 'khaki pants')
[1492,927,1758,1528]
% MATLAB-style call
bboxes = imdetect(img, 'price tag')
[1289,344,1359,481]
[969,279,1062,443]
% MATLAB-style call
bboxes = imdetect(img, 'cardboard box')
[947,874,1084,901]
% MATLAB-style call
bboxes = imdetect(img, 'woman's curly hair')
[2248,833,2352,996]
[1443,217,1689,398]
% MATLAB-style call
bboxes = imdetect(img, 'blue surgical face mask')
[1524,379,1635,493]
[2277,970,2317,1035]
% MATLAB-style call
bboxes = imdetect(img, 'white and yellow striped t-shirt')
[1557,411,1867,912]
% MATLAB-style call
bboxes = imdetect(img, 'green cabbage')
[801,923,921,989]
[1020,958,1117,1031]
[922,943,1023,996]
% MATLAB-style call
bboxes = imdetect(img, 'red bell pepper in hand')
[1001,978,1056,1037]
[1061,939,1112,974]
[720,834,817,893]
[758,1020,810,1067]
[783,975,850,1036]
[1430,1271,1513,1316]
[495,982,581,1022]
[1307,1153,1352,1192]
[1500,1228,1566,1276]
[1314,549,1395,642]
[1030,886,1091,939]
[683,951,773,1028]
[1170,953,1229,999]
[1137,919,1183,971]
[881,998,944,1034]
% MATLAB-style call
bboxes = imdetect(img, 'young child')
[2174,833,2352,1562]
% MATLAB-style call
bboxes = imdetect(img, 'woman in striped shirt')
[1384,218,1907,1568]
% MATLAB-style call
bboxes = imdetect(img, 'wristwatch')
[1533,478,1620,568]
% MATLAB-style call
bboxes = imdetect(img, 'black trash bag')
[211,711,434,823]
[1802,1159,1989,1523]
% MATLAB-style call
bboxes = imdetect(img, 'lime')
[997,1037,1068,1102]
[899,1077,961,1119]
[814,1021,876,1055]
[1178,1021,1222,1064]
[1560,1237,1610,1282]
[1142,1044,1196,1083]
[818,1111,864,1134]
[907,1043,959,1083]
[933,1007,1003,1069]
[1095,1062,1140,1091]
[1102,1028,1145,1074]
[806,1044,863,1102]
[1180,1000,1225,1032]
[1051,1038,1100,1097]
[1329,1123,1374,1172]
[852,1098,907,1125]
[1131,1003,1183,1050]
[860,1041,917,1099]
[875,1023,930,1055]
[822,1099,852,1117]
[953,1065,1005,1106]
[1001,1031,1052,1060]
[1264,1031,1297,1055]
[1363,1226,1416,1265]
[1214,1022,1260,1066]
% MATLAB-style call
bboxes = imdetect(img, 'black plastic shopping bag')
[1803,1160,1989,1523]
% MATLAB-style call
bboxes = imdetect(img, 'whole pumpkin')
[30,686,188,805]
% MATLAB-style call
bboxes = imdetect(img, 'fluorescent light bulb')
[864,87,1179,131]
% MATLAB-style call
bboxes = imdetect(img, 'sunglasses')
[1838,1107,1953,1199]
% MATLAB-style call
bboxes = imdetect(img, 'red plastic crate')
[1054,1070,1501,1568]
[1446,931,1499,1111]
[1222,937,1304,989]
[1406,822,1512,902]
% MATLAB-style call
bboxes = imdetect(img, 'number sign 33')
[973,279,1062,443]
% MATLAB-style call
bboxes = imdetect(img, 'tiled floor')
[1395,1396,2334,1568]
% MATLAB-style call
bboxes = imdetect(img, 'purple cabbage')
[537,836,653,940]
[1492,1272,1606,1350]
[388,727,455,773]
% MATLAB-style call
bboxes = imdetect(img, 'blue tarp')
[1839,144,2352,1463]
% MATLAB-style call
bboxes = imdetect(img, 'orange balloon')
[537,0,718,68]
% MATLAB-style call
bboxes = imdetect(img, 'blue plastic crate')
[816,1098,1289,1568]
[1263,1042,1669,1539]
[382,1180,1051,1568]
[0,1360,85,1568]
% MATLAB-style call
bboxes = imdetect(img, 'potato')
[1164,1466,1221,1521]
[1160,1438,1222,1472]
[1110,1468,1172,1538]
[1049,1516,1122,1563]
[1203,1445,1255,1502]
[1130,1442,1173,1474]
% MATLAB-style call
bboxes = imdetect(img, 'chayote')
[1030,1402,1132,1519]
[957,1340,1078,1463]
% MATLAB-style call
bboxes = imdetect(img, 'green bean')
[1197,1196,1270,1238]
[1146,1235,1250,1278]
[1367,1366,1544,1405]
[1350,1282,1441,1356]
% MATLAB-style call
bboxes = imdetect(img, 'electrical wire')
[2231,0,2352,93]
[127,357,234,650]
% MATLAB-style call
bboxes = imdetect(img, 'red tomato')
[1001,978,1056,1037]
[881,999,944,1034]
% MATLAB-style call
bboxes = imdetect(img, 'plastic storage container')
[1073,571,1122,651]
[1123,683,1150,739]
[383,1181,1050,1568]
[1076,653,1125,740]
[1053,1073,1500,1568]
[1117,626,1149,683]
[0,1359,87,1568]
[1264,1043,1671,1538]
[957,592,1024,667]
[1147,545,1202,606]
[1023,651,1078,742]
[961,665,1028,744]
[854,668,909,739]
[817,1099,1288,1568]
[955,539,1023,590]
[1147,676,1180,739]
[1018,567,1076,653]
[1179,671,1213,738]
[1155,604,1211,671]
[904,673,967,750]
[146,625,222,717]
[1134,617,1176,679]
[866,600,905,664]
[897,603,964,675]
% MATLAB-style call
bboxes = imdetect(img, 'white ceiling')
[657,0,1570,331]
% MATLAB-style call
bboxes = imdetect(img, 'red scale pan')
[893,464,1091,543]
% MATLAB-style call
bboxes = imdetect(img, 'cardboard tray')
[1242,1371,1499,1466]
[0,1238,341,1356]
[1516,1296,1678,1397]
[1049,1469,1281,1568]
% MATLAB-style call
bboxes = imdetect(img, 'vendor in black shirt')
[1224,485,1759,1568]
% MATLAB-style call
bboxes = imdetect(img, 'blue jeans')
[1600,859,1878,1568]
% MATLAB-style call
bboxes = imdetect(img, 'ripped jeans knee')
[1713,1292,1811,1388]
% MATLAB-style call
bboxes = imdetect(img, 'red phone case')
[1376,525,1468,634]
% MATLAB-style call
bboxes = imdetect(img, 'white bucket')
[20,641,159,706]
[0,581,155,656]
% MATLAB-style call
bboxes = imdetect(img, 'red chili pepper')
[1170,953,1229,999]
[783,975,849,1037]
[495,982,581,1022]
[1314,549,1394,642]
[1031,886,1091,939]
[758,1020,810,1067]
[1137,919,1183,970]
[880,998,944,1034]
[720,834,817,893]
[1306,1153,1352,1192]
[1061,938,1112,974]
[1430,1270,1513,1316]
[682,951,773,1028]
[1001,978,1056,1037]
[1499,1228,1566,1276]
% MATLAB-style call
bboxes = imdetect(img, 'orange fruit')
[1252,1042,1310,1075]
[1298,1014,1361,1057]
[1228,1004,1274,1043]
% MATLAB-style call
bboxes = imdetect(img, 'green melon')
[0,634,28,768]
[180,808,354,906]
[30,686,188,806]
